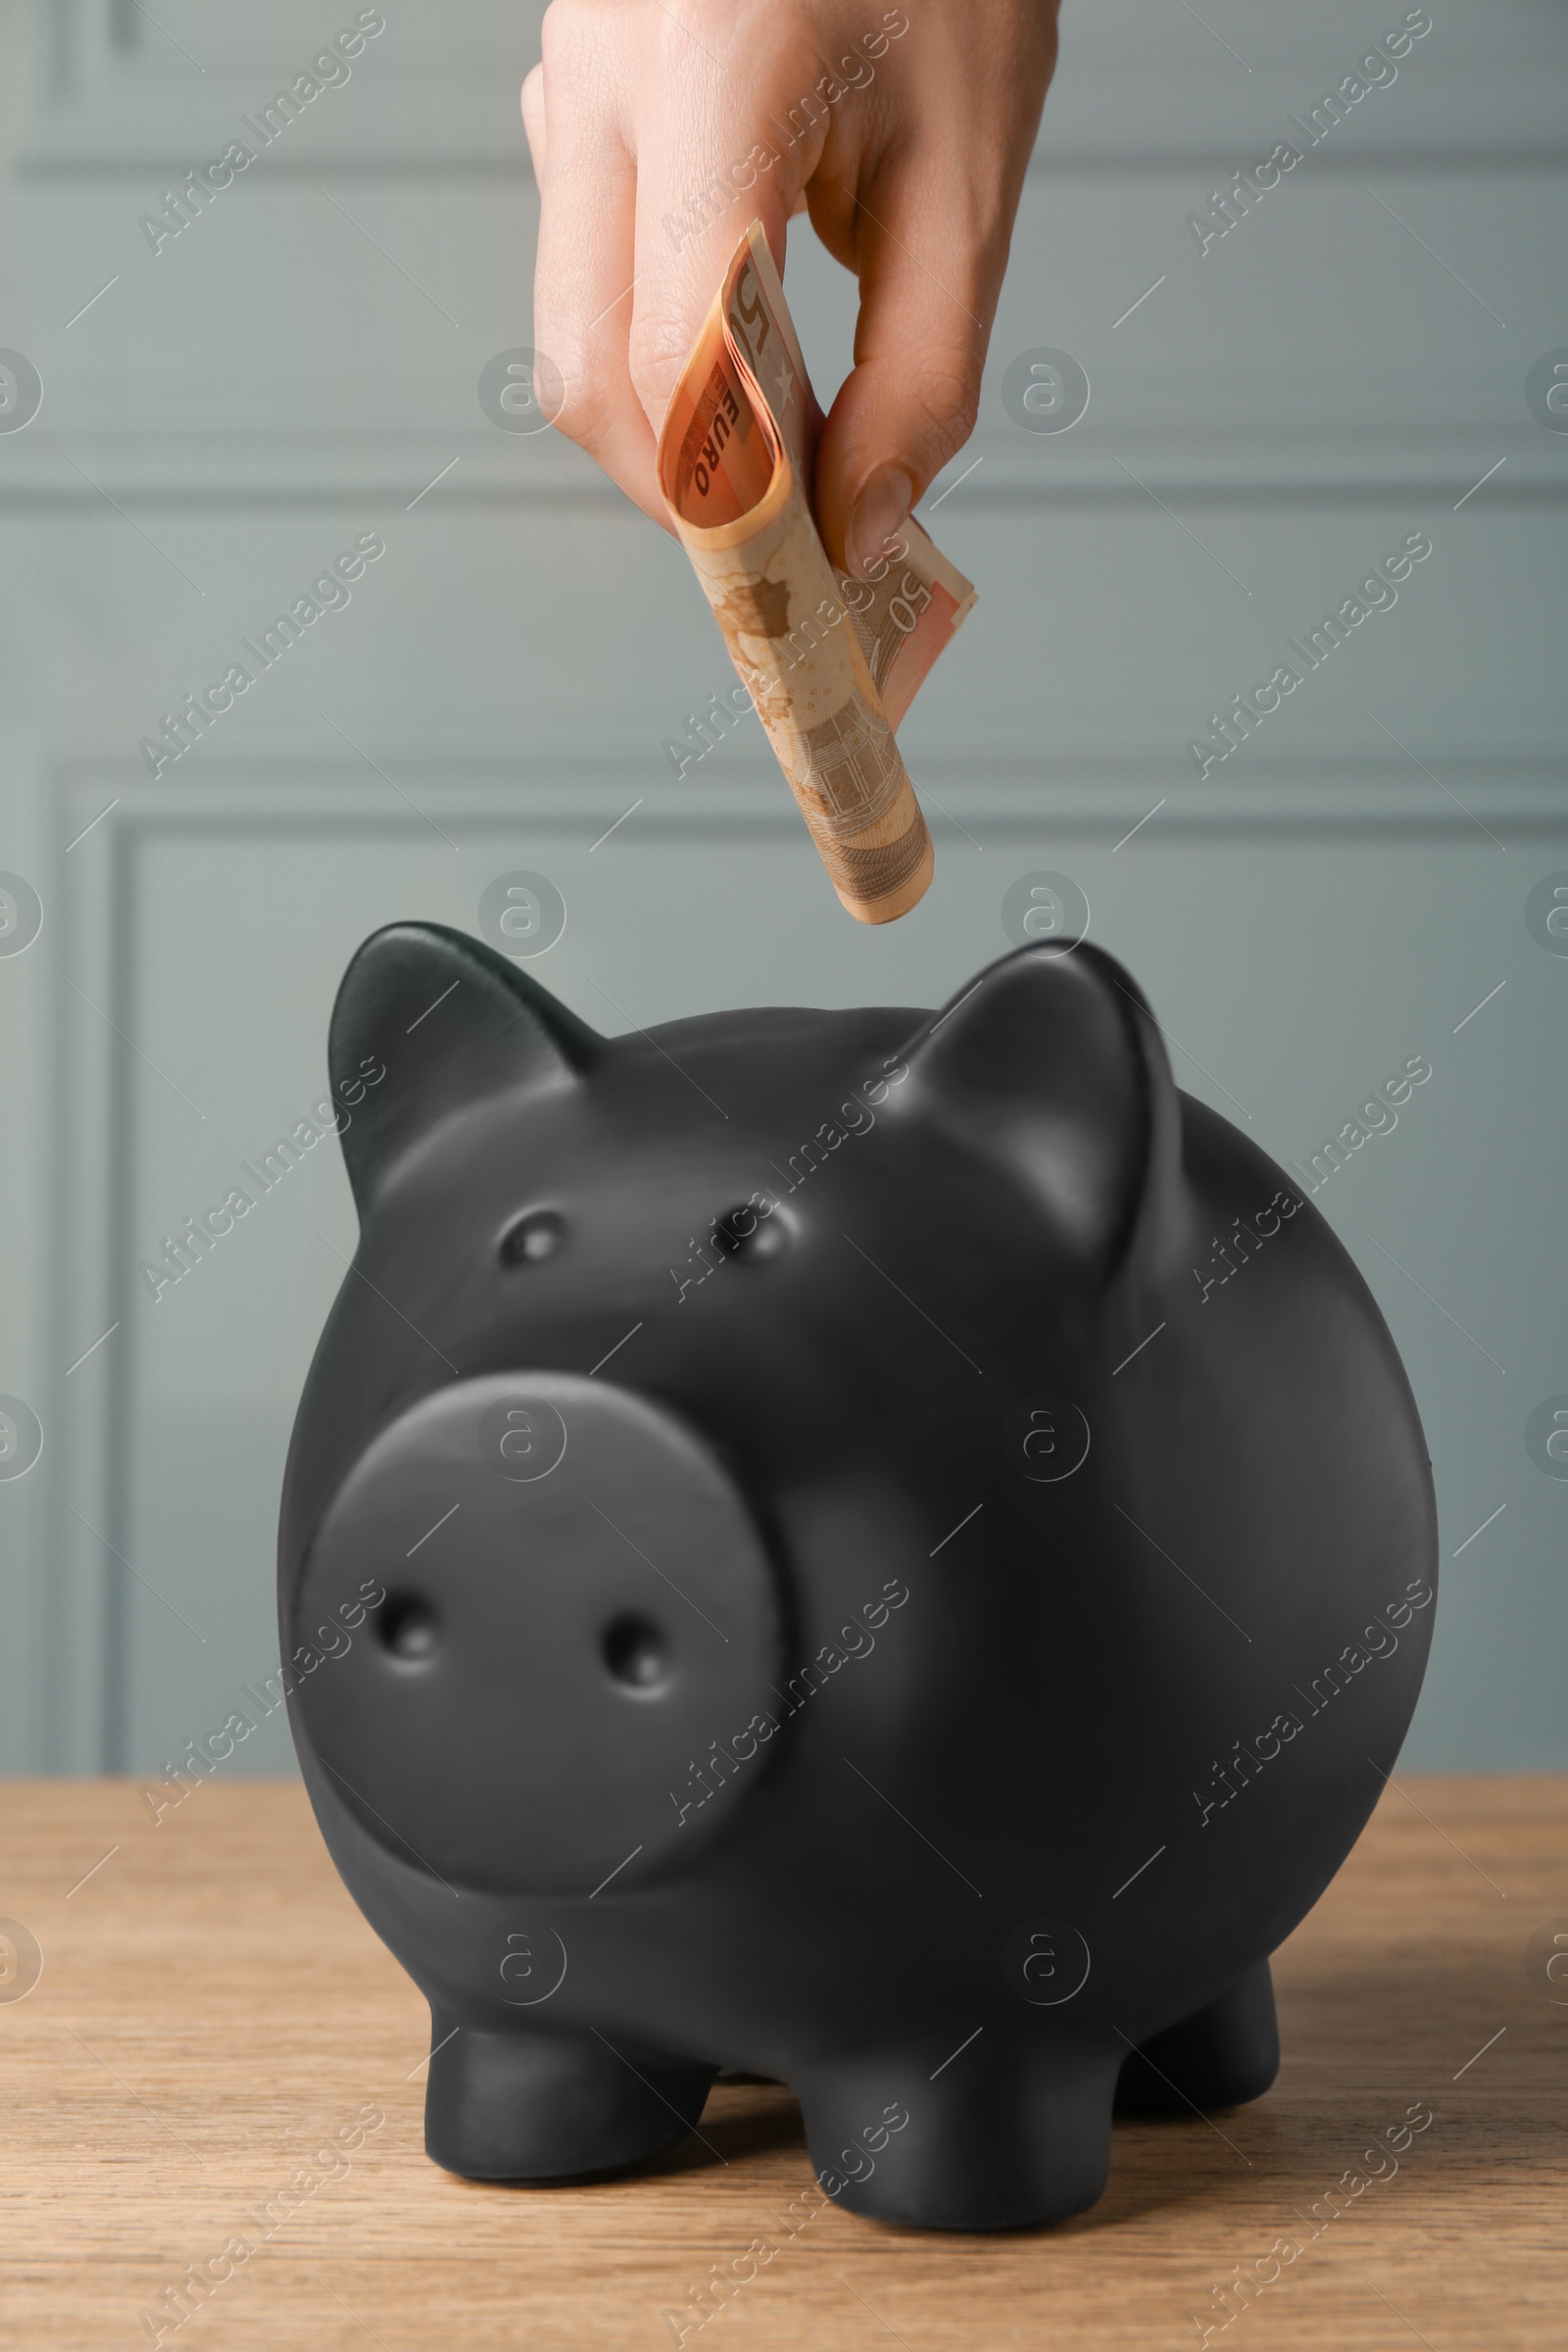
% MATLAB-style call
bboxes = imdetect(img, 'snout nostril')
[713,1202,786,1262]
[380,1597,439,1662]
[602,1613,669,1692]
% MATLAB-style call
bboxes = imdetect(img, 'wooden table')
[3,1777,1564,2349]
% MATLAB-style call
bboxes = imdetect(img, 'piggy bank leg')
[795,2041,1120,2231]
[1114,1958,1279,2116]
[423,2011,715,2181]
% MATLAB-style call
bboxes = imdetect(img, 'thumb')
[812,181,994,578]
[519,61,547,176]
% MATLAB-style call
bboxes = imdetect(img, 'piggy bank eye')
[713,1202,787,1263]
[499,1208,564,1267]
[378,1594,439,1663]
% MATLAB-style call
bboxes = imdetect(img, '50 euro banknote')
[656,220,975,924]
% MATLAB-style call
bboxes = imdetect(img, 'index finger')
[527,12,667,527]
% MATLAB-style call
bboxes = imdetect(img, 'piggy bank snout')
[291,1373,783,1896]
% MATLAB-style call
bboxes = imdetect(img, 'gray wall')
[0,0,1564,1776]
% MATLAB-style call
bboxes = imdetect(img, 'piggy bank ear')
[328,922,599,1218]
[900,944,1180,1277]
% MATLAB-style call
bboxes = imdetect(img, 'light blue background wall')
[0,0,1563,1773]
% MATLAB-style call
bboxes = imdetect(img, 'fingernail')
[846,464,914,579]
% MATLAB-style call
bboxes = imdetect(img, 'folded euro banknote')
[656,220,975,924]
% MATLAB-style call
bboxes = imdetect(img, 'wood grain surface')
[1,1776,1564,2350]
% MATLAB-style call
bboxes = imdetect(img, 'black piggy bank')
[278,922,1436,2230]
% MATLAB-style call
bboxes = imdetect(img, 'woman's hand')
[523,0,1059,573]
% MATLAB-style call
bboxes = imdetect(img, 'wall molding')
[49,758,1568,833]
[5,471,1565,512]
